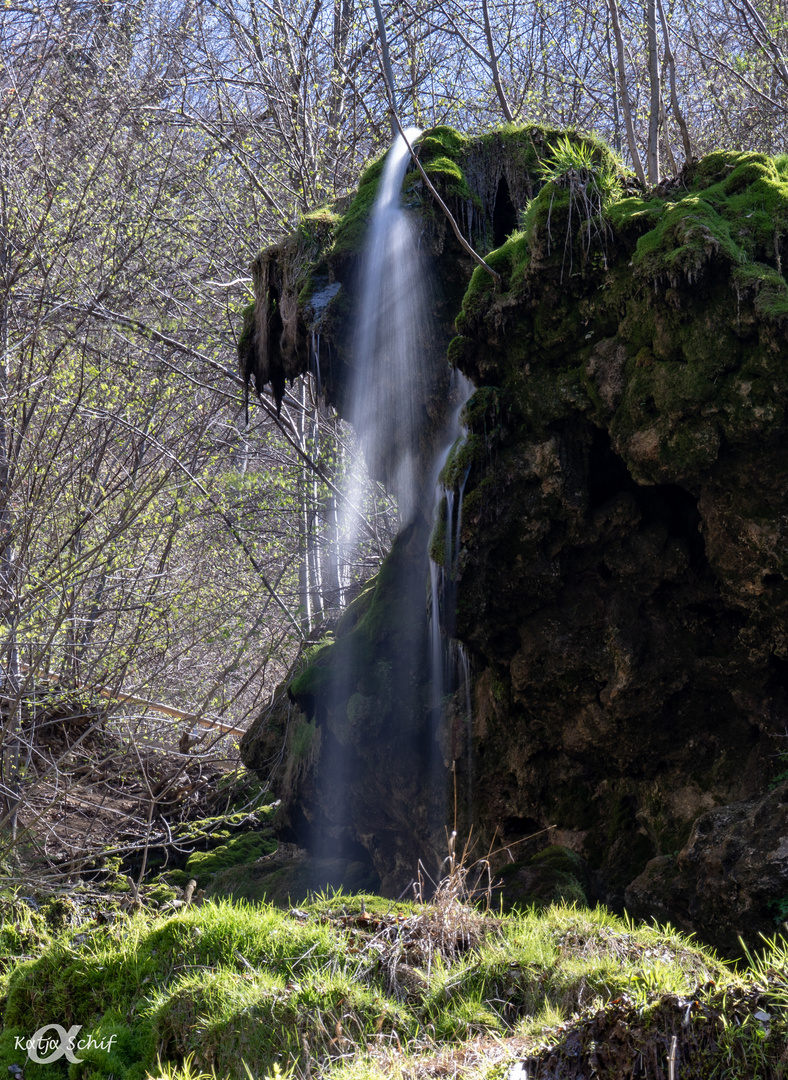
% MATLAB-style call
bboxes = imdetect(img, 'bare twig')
[367,3,501,285]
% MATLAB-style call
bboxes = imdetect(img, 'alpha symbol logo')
[15,1024,84,1064]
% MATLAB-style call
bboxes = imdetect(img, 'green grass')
[3,891,786,1080]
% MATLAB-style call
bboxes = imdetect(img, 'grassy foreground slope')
[1,888,788,1080]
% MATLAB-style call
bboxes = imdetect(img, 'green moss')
[154,868,192,891]
[176,807,276,845]
[289,715,317,763]
[2,900,348,1080]
[301,205,341,229]
[330,156,387,258]
[467,147,788,323]
[0,901,50,976]
[213,767,270,814]
[499,846,589,909]
[733,261,788,319]
[148,884,179,907]
[207,858,381,907]
[185,834,277,888]
[154,967,413,1079]
[630,194,746,280]
[454,144,788,492]
[416,125,468,157]
[419,154,473,201]
[614,151,788,291]
[6,895,784,1080]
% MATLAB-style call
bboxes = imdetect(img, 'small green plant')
[539,134,624,279]
[542,135,622,198]
[543,135,597,177]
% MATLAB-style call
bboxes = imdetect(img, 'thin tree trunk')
[327,0,354,167]
[371,0,397,137]
[657,0,693,161]
[646,0,661,183]
[660,96,678,174]
[606,0,647,186]
[326,490,343,609]
[482,0,514,122]
[0,160,21,839]
[604,18,622,153]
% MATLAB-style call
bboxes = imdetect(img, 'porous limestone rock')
[443,146,788,949]
[625,780,788,953]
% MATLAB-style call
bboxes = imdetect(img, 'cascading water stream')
[338,126,426,556]
[314,128,476,875]
[318,128,441,862]
[428,373,475,828]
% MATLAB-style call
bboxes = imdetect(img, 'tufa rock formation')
[240,128,788,952]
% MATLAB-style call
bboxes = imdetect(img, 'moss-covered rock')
[7,896,781,1080]
[498,845,590,908]
[185,832,277,888]
[205,846,380,905]
[444,145,788,950]
[244,517,441,892]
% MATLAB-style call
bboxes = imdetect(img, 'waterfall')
[340,126,425,549]
[317,128,434,862]
[312,129,476,876]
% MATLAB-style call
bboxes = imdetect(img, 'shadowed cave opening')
[493,175,518,247]
[267,284,286,406]
[587,427,705,567]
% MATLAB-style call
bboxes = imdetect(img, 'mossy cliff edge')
[241,130,788,952]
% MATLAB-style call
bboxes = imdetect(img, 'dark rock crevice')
[492,175,517,247]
